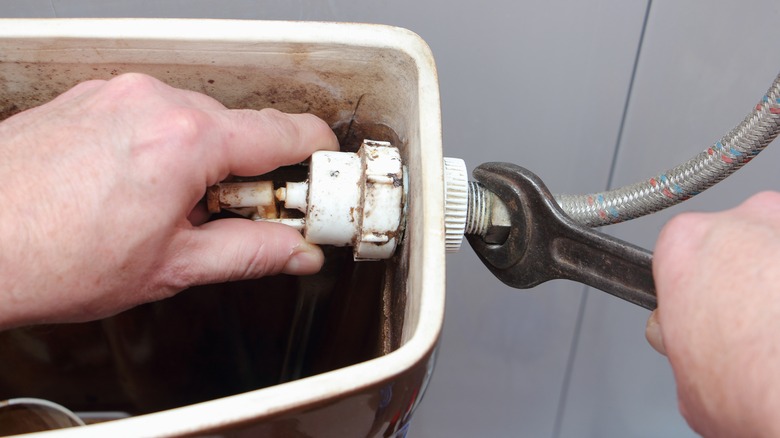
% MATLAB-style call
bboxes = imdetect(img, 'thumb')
[645,309,667,356]
[175,219,325,286]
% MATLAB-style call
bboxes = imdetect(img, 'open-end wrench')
[467,162,657,310]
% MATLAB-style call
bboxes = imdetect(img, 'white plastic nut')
[305,140,404,260]
[353,141,404,260]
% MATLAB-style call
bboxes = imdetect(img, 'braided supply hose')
[555,72,780,227]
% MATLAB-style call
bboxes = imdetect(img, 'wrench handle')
[551,232,656,310]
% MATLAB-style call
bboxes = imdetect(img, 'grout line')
[606,0,654,192]
[551,1,654,437]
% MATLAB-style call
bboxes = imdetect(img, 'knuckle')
[659,213,702,245]
[655,213,705,267]
[160,107,208,144]
[106,72,159,93]
[94,74,164,111]
[742,190,780,211]
[663,212,700,232]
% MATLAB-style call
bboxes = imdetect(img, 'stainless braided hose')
[555,72,780,227]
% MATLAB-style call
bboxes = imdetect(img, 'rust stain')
[257,203,278,219]
[0,103,19,121]
[206,185,222,213]
[388,173,403,188]
[217,183,243,208]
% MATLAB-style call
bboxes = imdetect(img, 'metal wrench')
[466,162,657,310]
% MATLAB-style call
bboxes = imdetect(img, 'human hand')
[0,73,338,330]
[647,191,780,437]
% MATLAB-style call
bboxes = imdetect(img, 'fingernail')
[645,310,667,356]
[282,243,324,275]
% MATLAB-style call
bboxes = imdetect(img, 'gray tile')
[50,0,259,18]
[49,0,362,19]
[0,0,56,17]
[558,1,780,437]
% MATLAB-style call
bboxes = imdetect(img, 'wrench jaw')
[467,162,559,289]
[465,163,658,310]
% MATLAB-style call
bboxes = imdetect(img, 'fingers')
[81,74,338,181]
[169,220,324,288]
[652,213,706,359]
[645,309,667,355]
[208,108,339,178]
[653,212,706,303]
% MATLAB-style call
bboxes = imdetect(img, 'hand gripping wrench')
[466,162,657,310]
